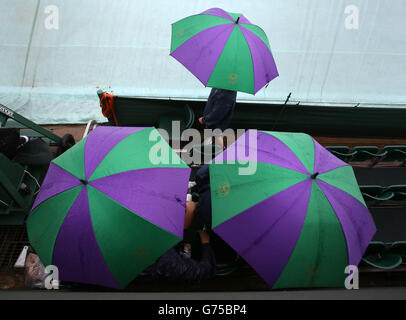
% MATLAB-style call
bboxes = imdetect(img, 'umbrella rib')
[239,24,272,51]
[88,184,182,237]
[198,8,236,22]
[29,185,84,267]
[216,132,310,174]
[88,166,187,182]
[317,166,366,206]
[221,176,303,193]
[239,25,277,94]
[180,24,235,87]
[199,13,234,23]
[85,127,150,180]
[263,132,312,175]
[29,162,82,215]
[29,184,81,219]
[255,150,311,174]
[311,137,317,174]
[316,180,366,262]
[239,183,309,257]
[308,189,324,287]
[52,162,82,180]
[170,15,234,54]
[238,25,256,94]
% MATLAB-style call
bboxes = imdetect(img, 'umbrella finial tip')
[80,179,88,185]
[310,172,319,180]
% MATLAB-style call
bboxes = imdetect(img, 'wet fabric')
[209,130,376,289]
[169,8,279,94]
[26,126,191,289]
[203,88,237,131]
[135,244,216,283]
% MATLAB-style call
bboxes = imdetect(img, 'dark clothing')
[135,244,216,283]
[194,164,212,229]
[13,138,53,166]
[203,88,237,131]
[0,128,20,159]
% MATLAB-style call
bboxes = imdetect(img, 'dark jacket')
[195,165,212,229]
[135,244,216,283]
[203,88,237,131]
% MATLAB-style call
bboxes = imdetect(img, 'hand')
[198,117,204,125]
[199,231,210,244]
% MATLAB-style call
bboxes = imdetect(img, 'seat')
[363,207,406,270]
[386,241,406,260]
[381,146,406,163]
[362,241,402,269]
[158,104,195,140]
[351,146,384,163]
[384,185,406,201]
[325,146,356,162]
[359,185,394,202]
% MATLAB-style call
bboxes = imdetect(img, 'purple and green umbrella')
[170,8,279,94]
[209,130,376,288]
[27,126,191,289]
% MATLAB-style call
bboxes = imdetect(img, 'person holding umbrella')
[26,189,217,288]
[198,88,237,149]
[24,202,217,287]
[182,164,213,259]
[170,8,279,96]
[134,201,216,284]
[208,130,376,289]
[187,164,212,230]
[134,229,216,283]
[170,8,279,149]
[171,8,279,143]
[26,126,196,289]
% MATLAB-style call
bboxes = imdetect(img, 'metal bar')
[0,113,7,127]
[83,120,98,138]
[0,104,62,145]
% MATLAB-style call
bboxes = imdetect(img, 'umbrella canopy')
[209,130,376,289]
[27,126,191,289]
[170,8,279,94]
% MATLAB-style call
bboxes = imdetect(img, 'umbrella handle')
[311,172,319,179]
